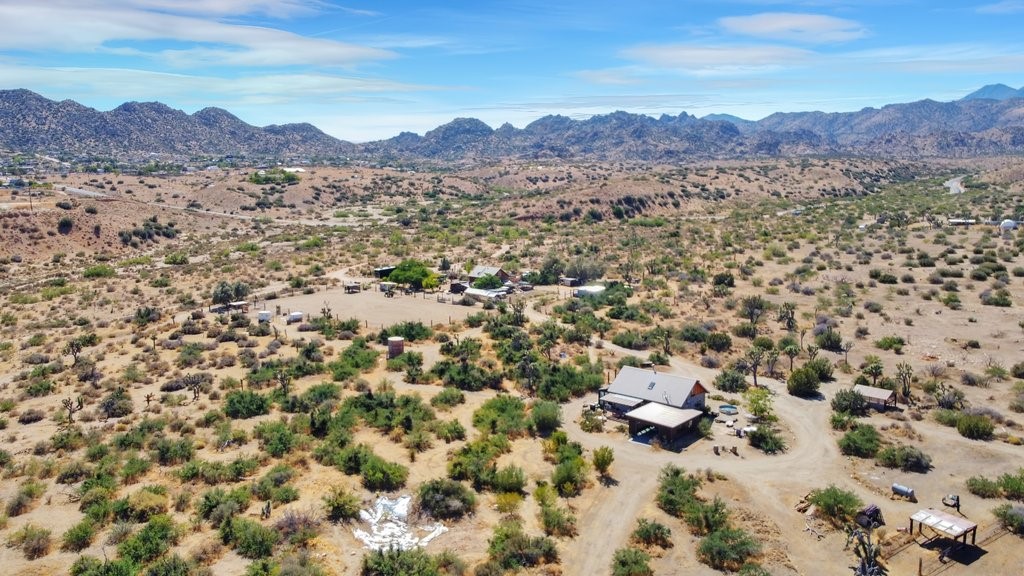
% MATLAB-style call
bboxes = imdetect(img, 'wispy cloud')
[621,44,813,76]
[845,43,1024,73]
[0,3,393,68]
[338,6,383,18]
[718,12,867,43]
[977,1,1024,14]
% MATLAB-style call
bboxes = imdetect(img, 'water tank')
[892,483,915,499]
[387,336,405,359]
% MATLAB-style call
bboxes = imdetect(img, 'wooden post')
[918,558,922,576]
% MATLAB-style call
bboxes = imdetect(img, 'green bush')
[360,455,408,491]
[876,445,932,472]
[486,519,558,569]
[417,479,476,520]
[430,387,465,409]
[714,369,748,393]
[83,265,116,279]
[807,485,862,525]
[957,413,994,440]
[831,389,868,416]
[804,357,834,381]
[223,517,278,559]
[473,395,529,437]
[529,400,562,436]
[224,390,270,419]
[491,465,527,494]
[254,421,297,458]
[324,485,361,522]
[838,425,881,457]
[118,514,177,564]
[656,465,701,517]
[748,427,786,454]
[361,547,440,576]
[705,332,732,353]
[697,527,761,571]
[999,469,1024,501]
[993,504,1024,534]
[787,367,820,397]
[966,476,1002,498]
[611,547,652,576]
[631,518,672,548]
[540,505,577,537]
[151,437,195,466]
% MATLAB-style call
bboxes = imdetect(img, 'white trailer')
[257,311,272,323]
[287,311,304,324]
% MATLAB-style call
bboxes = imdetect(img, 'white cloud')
[977,1,1024,14]
[621,44,812,76]
[0,3,393,68]
[719,12,867,43]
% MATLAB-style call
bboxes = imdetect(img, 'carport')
[625,403,703,444]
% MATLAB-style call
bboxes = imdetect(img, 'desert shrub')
[18,408,46,424]
[876,445,932,472]
[787,367,820,397]
[473,395,529,437]
[839,424,881,457]
[434,419,467,443]
[655,465,701,517]
[631,518,672,548]
[705,332,732,353]
[934,408,961,427]
[430,387,465,409]
[747,427,786,454]
[540,505,577,537]
[7,523,52,559]
[360,454,408,491]
[197,487,251,523]
[611,547,652,576]
[254,421,297,458]
[831,389,868,416]
[957,413,994,440]
[324,486,361,522]
[151,437,195,466]
[71,555,138,576]
[100,387,134,418]
[966,476,1002,498]
[6,479,45,516]
[529,400,562,436]
[697,528,760,571]
[361,547,440,576]
[224,390,270,419]
[274,509,322,546]
[223,517,278,559]
[807,485,862,525]
[144,554,191,576]
[804,357,834,381]
[875,336,906,353]
[118,514,177,565]
[999,469,1024,501]
[252,464,299,504]
[683,496,729,536]
[486,519,558,570]
[993,504,1024,534]
[417,479,476,520]
[491,465,527,494]
[714,369,748,393]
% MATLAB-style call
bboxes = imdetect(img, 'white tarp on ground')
[352,495,448,550]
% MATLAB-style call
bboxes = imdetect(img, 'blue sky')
[1,1,1023,141]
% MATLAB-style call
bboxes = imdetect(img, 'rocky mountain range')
[1,87,1024,163]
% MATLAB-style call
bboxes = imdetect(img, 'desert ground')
[0,157,1022,576]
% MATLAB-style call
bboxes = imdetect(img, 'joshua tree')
[64,339,83,366]
[740,295,769,326]
[145,393,155,408]
[765,348,780,378]
[895,362,913,403]
[863,358,884,386]
[183,374,204,403]
[277,371,291,397]
[806,345,820,362]
[62,396,84,424]
[746,346,766,388]
[783,344,801,372]
[842,340,855,366]
[777,302,797,332]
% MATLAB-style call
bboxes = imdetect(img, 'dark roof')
[607,366,703,409]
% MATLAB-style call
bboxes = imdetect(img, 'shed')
[624,403,703,444]
[374,266,397,279]
[573,285,606,298]
[852,384,897,409]
[344,281,362,293]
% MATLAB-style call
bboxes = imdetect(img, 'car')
[517,282,534,291]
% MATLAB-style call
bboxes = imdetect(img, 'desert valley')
[1,90,1024,576]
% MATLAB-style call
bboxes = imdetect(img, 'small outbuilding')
[999,219,1018,232]
[852,384,897,409]
[573,285,606,298]
[374,266,397,279]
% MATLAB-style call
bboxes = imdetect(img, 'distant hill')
[3,86,1024,162]
[961,84,1024,101]
[0,89,355,159]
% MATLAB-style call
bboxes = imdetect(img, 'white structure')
[257,311,272,323]
[573,285,606,297]
[286,311,304,324]
[1000,219,1018,232]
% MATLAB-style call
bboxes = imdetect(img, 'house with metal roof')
[467,265,510,282]
[599,366,707,443]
